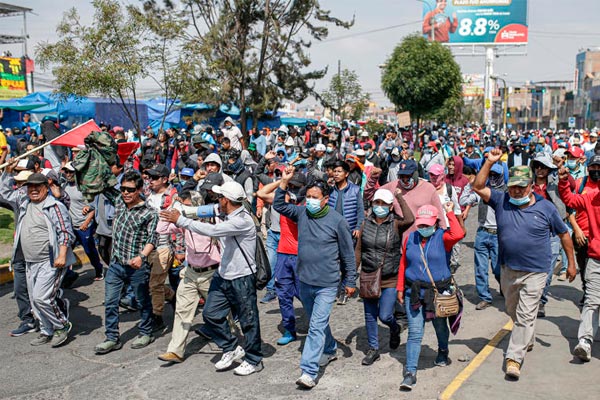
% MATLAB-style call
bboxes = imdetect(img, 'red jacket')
[559,179,600,259]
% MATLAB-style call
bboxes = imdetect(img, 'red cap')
[566,146,584,158]
[415,205,439,227]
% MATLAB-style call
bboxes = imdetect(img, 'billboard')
[0,57,28,99]
[422,0,528,45]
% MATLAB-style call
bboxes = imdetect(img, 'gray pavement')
[0,214,586,399]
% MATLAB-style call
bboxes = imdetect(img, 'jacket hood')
[203,152,223,169]
[446,155,469,188]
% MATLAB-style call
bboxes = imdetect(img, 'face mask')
[228,158,242,173]
[366,151,372,157]
[392,156,401,162]
[418,226,436,238]
[306,198,322,214]
[429,174,445,189]
[566,160,578,170]
[514,148,521,155]
[589,170,600,182]
[509,193,531,206]
[399,177,416,190]
[488,173,504,188]
[373,205,390,218]
[326,147,333,154]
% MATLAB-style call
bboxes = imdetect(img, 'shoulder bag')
[419,245,460,318]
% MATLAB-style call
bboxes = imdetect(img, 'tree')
[36,0,154,138]
[142,0,353,138]
[381,34,462,127]
[321,68,370,121]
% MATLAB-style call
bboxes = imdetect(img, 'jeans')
[363,287,399,349]
[405,293,449,374]
[74,222,103,277]
[299,282,338,379]
[96,234,113,266]
[265,230,280,293]
[104,261,153,341]
[541,234,561,305]
[274,253,300,333]
[203,273,262,366]
[168,264,184,292]
[12,259,34,325]
[474,228,500,303]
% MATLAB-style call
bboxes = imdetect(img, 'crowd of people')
[1,116,599,390]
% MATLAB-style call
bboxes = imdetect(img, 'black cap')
[146,164,170,177]
[397,160,418,176]
[200,172,225,191]
[588,154,600,167]
[289,172,307,188]
[25,173,48,185]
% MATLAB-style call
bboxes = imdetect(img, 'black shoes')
[400,372,417,391]
[361,348,381,366]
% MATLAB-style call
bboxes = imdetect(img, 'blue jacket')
[328,181,364,231]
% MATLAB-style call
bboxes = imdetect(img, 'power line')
[318,20,421,44]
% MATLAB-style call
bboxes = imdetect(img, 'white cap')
[373,189,394,204]
[354,149,366,157]
[212,181,247,202]
[284,137,294,146]
[315,144,326,152]
[62,162,75,172]
[278,125,289,134]
[361,131,369,137]
[391,147,400,156]
[553,148,566,158]
[591,132,598,137]
[14,170,33,182]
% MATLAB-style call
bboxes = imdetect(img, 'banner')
[397,112,411,127]
[51,120,102,147]
[0,57,27,99]
[421,0,528,45]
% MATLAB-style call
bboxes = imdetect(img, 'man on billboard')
[422,0,458,43]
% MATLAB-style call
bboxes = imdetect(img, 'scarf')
[308,204,330,219]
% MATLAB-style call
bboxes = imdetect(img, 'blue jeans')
[265,230,280,293]
[405,293,449,374]
[274,253,299,333]
[104,261,153,341]
[12,259,34,325]
[363,287,399,349]
[474,228,500,303]
[541,234,561,305]
[168,264,183,292]
[299,282,337,379]
[74,222,103,277]
[203,273,262,365]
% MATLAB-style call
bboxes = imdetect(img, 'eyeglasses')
[148,175,162,181]
[120,186,137,193]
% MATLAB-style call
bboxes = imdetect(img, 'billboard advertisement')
[421,0,528,45]
[0,57,28,99]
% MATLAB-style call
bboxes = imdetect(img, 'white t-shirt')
[223,126,243,150]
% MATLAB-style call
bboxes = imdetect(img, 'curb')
[0,263,12,285]
[438,320,514,400]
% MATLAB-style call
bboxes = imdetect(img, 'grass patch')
[0,208,14,245]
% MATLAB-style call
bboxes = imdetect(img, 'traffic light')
[530,88,546,94]
[506,110,511,117]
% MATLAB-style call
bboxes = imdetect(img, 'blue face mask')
[373,205,390,218]
[326,147,333,154]
[566,160,577,170]
[509,195,530,206]
[418,226,436,238]
[306,198,322,214]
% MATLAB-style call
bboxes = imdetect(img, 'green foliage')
[381,34,462,124]
[0,208,14,246]
[321,68,370,121]
[363,120,386,136]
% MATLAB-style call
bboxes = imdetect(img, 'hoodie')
[446,156,469,206]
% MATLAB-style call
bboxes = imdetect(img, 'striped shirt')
[112,197,159,264]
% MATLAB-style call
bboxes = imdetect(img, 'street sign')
[485,98,491,109]
[568,117,576,128]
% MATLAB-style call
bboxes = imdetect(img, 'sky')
[6,0,600,106]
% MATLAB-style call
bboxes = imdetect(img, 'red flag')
[51,120,101,147]
[117,142,140,165]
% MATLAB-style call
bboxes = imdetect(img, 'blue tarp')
[18,92,96,118]
[280,117,318,128]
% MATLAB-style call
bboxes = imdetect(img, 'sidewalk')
[445,275,598,400]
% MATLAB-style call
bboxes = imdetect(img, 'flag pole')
[0,119,96,170]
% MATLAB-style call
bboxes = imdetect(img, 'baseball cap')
[180,167,195,177]
[553,148,566,158]
[428,164,445,176]
[41,168,59,183]
[212,181,246,202]
[199,172,225,191]
[354,149,366,157]
[588,154,600,167]
[590,132,598,138]
[62,162,75,172]
[532,154,557,170]
[373,189,394,204]
[490,163,504,175]
[315,144,326,152]
[508,166,532,187]
[391,147,400,156]
[289,172,307,188]
[415,205,438,227]
[147,164,170,177]
[25,173,48,185]
[566,146,584,158]
[360,131,369,137]
[14,170,33,182]
[247,142,257,152]
[397,159,418,176]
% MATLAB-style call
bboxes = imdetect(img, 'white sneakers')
[296,373,316,389]
[574,339,592,362]
[234,360,264,376]
[215,346,245,370]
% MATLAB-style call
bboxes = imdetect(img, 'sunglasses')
[120,186,137,193]
[148,175,163,181]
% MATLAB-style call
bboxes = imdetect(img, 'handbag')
[359,222,392,299]
[419,245,460,318]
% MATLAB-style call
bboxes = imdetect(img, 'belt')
[189,263,219,273]
[479,227,497,235]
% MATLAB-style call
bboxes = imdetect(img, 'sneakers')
[94,339,123,354]
[296,373,316,389]
[131,335,155,349]
[389,326,401,350]
[10,322,37,337]
[399,372,417,391]
[574,339,592,362]
[318,351,338,367]
[260,291,277,304]
[337,294,348,305]
[233,360,264,376]
[361,348,381,366]
[51,322,72,348]
[505,358,521,379]
[215,346,245,371]
[30,334,52,346]
[277,330,297,346]
[476,300,492,310]
[434,349,450,367]
[537,303,546,318]
[158,352,184,363]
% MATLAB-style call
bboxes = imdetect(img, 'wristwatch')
[139,254,148,263]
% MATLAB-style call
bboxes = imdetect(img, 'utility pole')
[484,47,495,128]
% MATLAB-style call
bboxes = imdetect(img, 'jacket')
[328,181,364,231]
[357,214,402,279]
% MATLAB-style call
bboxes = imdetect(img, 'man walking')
[274,168,356,389]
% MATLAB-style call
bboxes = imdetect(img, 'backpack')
[233,201,272,290]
